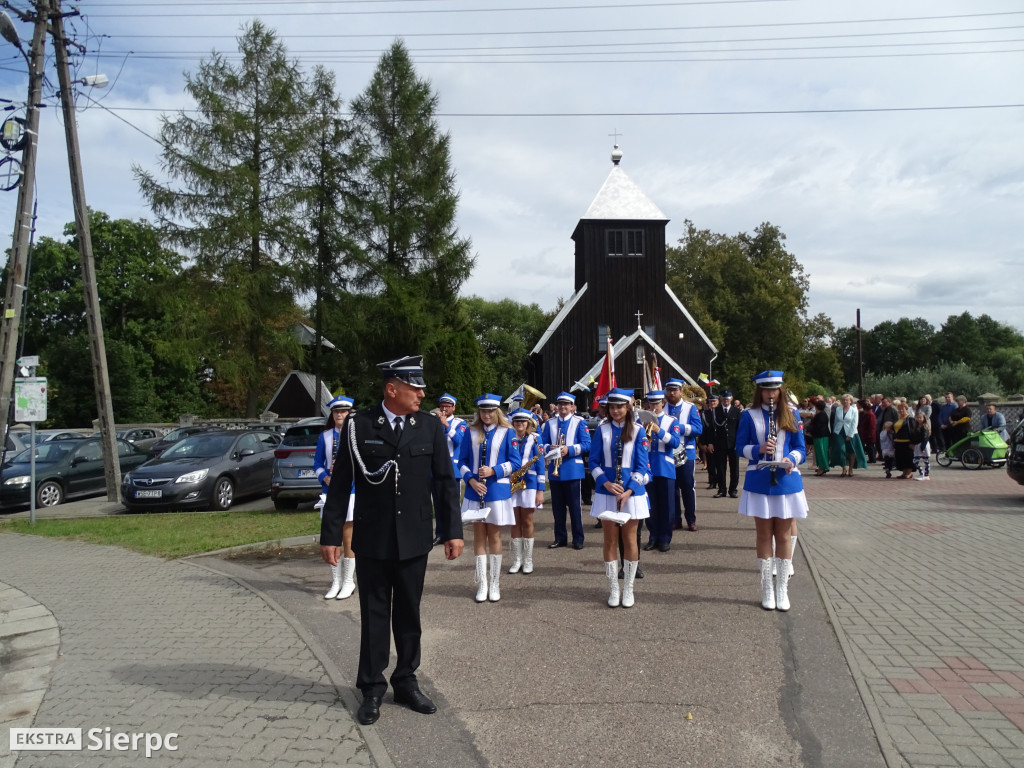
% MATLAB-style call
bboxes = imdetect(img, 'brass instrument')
[637,409,659,439]
[522,384,546,411]
[551,429,566,477]
[510,452,541,493]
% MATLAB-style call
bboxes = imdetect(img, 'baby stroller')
[936,428,1008,470]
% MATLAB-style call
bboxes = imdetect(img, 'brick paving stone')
[801,463,1024,768]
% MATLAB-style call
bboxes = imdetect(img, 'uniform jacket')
[667,399,703,459]
[444,416,468,474]
[646,412,681,479]
[313,427,341,492]
[458,425,522,502]
[539,414,591,481]
[589,421,650,498]
[737,405,806,496]
[321,404,462,560]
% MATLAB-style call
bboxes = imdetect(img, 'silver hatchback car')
[270,417,326,510]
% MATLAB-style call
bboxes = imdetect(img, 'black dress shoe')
[643,540,657,551]
[548,540,567,549]
[594,520,602,529]
[729,491,738,498]
[713,491,727,498]
[687,522,698,532]
[357,695,382,725]
[571,542,584,550]
[635,563,645,578]
[658,543,670,553]
[394,688,437,715]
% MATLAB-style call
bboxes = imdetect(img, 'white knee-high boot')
[522,538,535,574]
[474,555,488,602]
[324,564,342,599]
[605,561,620,607]
[488,554,502,602]
[336,557,356,599]
[508,538,522,573]
[622,560,639,608]
[759,558,776,610]
[775,557,792,611]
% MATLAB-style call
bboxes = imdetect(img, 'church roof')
[581,150,668,221]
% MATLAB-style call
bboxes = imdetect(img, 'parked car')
[0,437,150,510]
[2,430,30,465]
[270,417,326,510]
[1006,416,1024,487]
[116,428,164,453]
[11,428,91,443]
[146,426,219,458]
[122,430,281,512]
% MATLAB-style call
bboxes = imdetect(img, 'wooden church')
[528,145,717,406]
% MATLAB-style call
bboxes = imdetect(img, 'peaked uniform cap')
[328,396,354,410]
[378,355,426,387]
[645,390,665,401]
[475,393,502,409]
[606,388,633,405]
[437,393,457,405]
[509,408,533,421]
[752,370,784,389]
[665,379,684,390]
[555,391,576,404]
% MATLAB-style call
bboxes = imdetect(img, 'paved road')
[1,456,1021,767]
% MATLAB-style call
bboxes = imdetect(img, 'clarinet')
[615,431,625,512]
[477,429,489,508]
[768,395,779,487]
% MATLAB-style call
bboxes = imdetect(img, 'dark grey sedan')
[121,430,280,512]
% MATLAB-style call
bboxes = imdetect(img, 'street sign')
[14,377,47,422]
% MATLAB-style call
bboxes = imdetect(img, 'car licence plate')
[298,469,316,478]
[135,489,162,499]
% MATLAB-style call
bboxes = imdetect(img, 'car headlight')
[175,469,209,484]
[4,475,30,486]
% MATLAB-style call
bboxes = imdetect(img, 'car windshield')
[10,442,74,464]
[162,434,236,459]
[282,426,321,448]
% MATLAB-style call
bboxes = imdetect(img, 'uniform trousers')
[646,476,675,544]
[673,460,697,527]
[355,553,428,699]
[550,478,584,547]
[715,447,739,494]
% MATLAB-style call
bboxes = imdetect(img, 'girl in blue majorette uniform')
[507,409,545,576]
[314,396,356,600]
[458,394,522,603]
[735,371,808,613]
[588,388,650,609]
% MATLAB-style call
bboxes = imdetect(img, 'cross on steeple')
[609,128,623,145]
[635,310,643,329]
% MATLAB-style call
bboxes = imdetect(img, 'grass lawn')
[0,510,320,559]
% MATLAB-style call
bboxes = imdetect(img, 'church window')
[598,325,611,351]
[606,229,644,257]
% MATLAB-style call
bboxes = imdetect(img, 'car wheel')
[274,498,300,510]
[36,480,64,507]
[960,448,985,470]
[210,476,234,511]
[935,452,953,467]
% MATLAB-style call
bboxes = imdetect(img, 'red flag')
[594,336,616,400]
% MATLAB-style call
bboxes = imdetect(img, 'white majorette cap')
[752,370,784,389]
[605,388,633,405]
[328,396,354,411]
[645,390,665,402]
[378,355,426,388]
[475,393,502,409]
[437,393,457,405]
[555,391,575,404]
[509,408,532,421]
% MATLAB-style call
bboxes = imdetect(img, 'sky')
[1,0,1022,338]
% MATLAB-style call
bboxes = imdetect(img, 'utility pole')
[0,2,48,454]
[50,0,120,498]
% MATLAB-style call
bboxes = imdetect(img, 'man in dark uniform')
[321,355,464,726]
[720,391,742,498]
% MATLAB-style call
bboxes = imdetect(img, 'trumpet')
[551,430,565,477]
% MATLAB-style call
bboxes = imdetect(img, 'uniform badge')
[377,416,385,425]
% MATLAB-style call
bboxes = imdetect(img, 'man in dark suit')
[321,355,464,726]
[719,391,742,498]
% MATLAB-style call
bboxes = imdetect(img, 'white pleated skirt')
[589,493,650,521]
[316,493,355,522]
[737,490,809,520]
[461,496,515,526]
[511,488,538,509]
